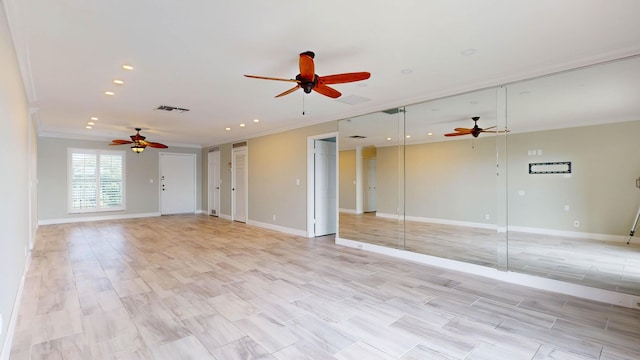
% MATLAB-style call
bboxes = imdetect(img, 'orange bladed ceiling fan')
[109,128,168,153]
[445,117,509,138]
[244,51,371,99]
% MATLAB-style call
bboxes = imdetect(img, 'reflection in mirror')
[339,109,405,249]
[338,55,640,297]
[402,89,502,268]
[339,88,506,270]
[505,57,640,295]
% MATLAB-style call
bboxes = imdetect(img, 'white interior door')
[160,153,196,215]
[364,158,377,212]
[208,149,221,216]
[314,139,337,236]
[232,146,248,223]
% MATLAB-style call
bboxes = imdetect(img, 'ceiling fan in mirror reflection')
[445,117,509,138]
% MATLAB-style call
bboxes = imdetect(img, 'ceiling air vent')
[381,108,405,115]
[155,105,190,113]
[348,135,367,139]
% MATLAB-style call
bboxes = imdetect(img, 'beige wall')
[371,120,640,235]
[404,136,497,224]
[507,120,640,234]
[38,137,202,221]
[339,150,356,211]
[0,3,32,350]
[375,145,403,216]
[202,122,338,231]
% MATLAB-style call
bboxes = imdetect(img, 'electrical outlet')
[485,214,490,220]
[272,214,276,221]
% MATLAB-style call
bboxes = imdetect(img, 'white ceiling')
[4,0,640,148]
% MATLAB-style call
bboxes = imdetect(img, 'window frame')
[67,148,126,213]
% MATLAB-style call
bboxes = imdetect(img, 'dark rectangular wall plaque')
[529,161,571,174]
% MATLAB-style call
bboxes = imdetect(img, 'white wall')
[0,2,32,352]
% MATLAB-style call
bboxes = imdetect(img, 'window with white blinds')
[68,149,125,213]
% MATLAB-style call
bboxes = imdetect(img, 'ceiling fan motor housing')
[296,74,319,93]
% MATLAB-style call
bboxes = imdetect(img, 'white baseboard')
[376,212,496,230]
[38,212,161,226]
[335,237,640,310]
[376,213,627,242]
[507,225,627,242]
[1,250,31,360]
[339,208,358,214]
[219,214,232,221]
[247,220,307,237]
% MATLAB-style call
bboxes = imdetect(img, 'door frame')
[207,148,221,216]
[159,152,197,215]
[307,132,339,237]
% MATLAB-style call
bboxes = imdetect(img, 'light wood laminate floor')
[10,215,640,359]
[340,212,640,296]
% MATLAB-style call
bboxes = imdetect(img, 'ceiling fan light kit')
[109,128,168,154]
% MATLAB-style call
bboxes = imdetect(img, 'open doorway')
[307,132,338,237]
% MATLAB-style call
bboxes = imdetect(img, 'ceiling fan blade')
[454,128,473,133]
[145,141,169,148]
[481,126,497,131]
[313,84,342,98]
[275,85,301,98]
[318,72,371,85]
[110,139,133,145]
[299,52,315,81]
[444,132,470,137]
[244,75,299,83]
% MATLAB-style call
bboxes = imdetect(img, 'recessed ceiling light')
[113,79,124,85]
[104,91,115,96]
[253,119,260,123]
[400,69,413,74]
[386,137,392,141]
[122,64,134,70]
[225,127,231,131]
[427,132,433,136]
[406,135,411,138]
[90,117,99,121]
[239,123,246,127]
[519,90,531,95]
[461,48,477,56]
[88,122,95,125]
[86,126,92,129]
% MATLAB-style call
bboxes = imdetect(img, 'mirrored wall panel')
[505,56,640,295]
[337,56,640,296]
[339,109,405,249]
[402,89,503,268]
